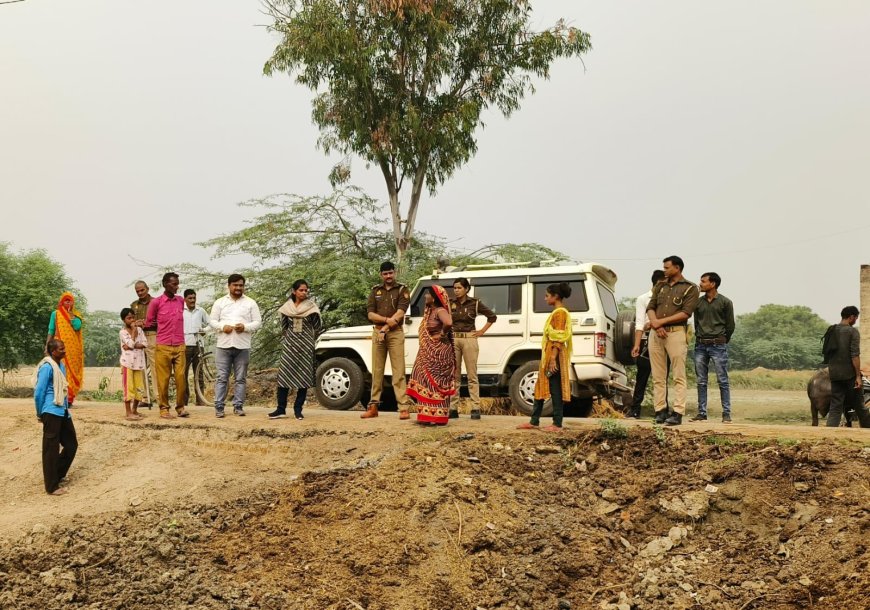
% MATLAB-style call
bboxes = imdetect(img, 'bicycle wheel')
[194,351,217,407]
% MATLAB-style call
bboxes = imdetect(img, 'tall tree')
[84,310,123,367]
[727,304,829,370]
[264,0,591,263]
[184,187,565,367]
[0,243,82,375]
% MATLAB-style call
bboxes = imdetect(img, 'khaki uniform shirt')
[449,297,497,333]
[647,277,700,323]
[366,283,411,324]
[130,296,157,333]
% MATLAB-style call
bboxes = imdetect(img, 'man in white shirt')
[209,274,262,417]
[182,289,211,406]
[629,270,666,418]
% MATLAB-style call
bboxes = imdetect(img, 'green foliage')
[264,0,591,259]
[81,375,123,402]
[599,418,628,440]
[189,187,565,368]
[703,435,734,447]
[84,310,123,367]
[0,243,82,372]
[728,304,829,370]
[653,424,666,447]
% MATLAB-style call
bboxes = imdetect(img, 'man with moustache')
[145,272,189,419]
[130,280,157,408]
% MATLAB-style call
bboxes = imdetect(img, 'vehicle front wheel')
[508,361,552,417]
[315,357,364,410]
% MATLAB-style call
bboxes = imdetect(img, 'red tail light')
[595,332,607,357]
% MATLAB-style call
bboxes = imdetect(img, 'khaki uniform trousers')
[454,336,480,409]
[370,328,411,407]
[143,331,157,404]
[154,344,187,412]
[648,327,688,414]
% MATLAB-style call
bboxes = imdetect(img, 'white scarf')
[278,297,320,318]
[31,356,68,406]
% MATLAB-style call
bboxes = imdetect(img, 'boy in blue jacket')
[33,338,78,495]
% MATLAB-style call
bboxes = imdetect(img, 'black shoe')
[449,410,459,419]
[654,410,669,424]
[234,408,246,417]
[470,410,481,420]
[689,414,707,422]
[268,409,287,419]
[664,413,682,426]
[295,414,304,420]
[722,414,732,424]
[628,411,641,419]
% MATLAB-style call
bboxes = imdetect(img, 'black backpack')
[821,324,839,364]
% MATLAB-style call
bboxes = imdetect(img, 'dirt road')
[1,399,868,609]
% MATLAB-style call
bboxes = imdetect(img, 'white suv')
[314,262,635,415]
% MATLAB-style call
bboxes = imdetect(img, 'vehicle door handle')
[509,319,520,324]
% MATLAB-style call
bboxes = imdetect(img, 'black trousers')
[631,342,668,415]
[183,345,201,406]
[530,370,564,427]
[827,379,870,428]
[42,413,78,494]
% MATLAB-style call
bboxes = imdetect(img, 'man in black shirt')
[826,306,870,428]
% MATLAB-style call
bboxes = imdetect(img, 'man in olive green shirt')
[363,261,413,420]
[646,255,700,426]
[692,272,735,423]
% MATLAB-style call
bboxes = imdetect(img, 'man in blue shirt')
[34,338,78,495]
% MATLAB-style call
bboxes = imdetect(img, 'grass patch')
[704,435,735,446]
[727,369,814,391]
[776,437,800,447]
[599,418,629,439]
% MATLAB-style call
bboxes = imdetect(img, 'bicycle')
[192,332,218,407]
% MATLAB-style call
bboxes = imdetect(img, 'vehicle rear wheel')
[614,310,636,365]
[315,357,364,410]
[508,361,552,417]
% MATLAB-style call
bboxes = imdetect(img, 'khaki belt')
[664,325,687,332]
[453,332,476,338]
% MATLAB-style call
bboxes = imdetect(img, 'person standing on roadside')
[629,270,666,418]
[825,306,870,428]
[270,279,321,421]
[449,278,497,420]
[182,289,210,407]
[209,274,262,418]
[362,261,412,420]
[130,281,157,408]
[46,292,84,407]
[33,338,78,496]
[119,307,147,421]
[646,256,700,427]
[691,272,736,423]
[145,272,189,420]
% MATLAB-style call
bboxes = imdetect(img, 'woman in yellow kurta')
[517,282,573,431]
[46,292,84,405]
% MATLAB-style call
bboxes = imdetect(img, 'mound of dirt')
[1,427,868,610]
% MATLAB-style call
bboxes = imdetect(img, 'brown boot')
[360,402,379,419]
[398,409,410,420]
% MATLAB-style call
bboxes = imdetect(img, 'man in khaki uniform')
[130,280,157,408]
[450,277,497,420]
[363,261,412,419]
[646,255,700,426]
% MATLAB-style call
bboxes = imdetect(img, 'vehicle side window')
[473,284,523,315]
[597,283,619,321]
[533,281,589,313]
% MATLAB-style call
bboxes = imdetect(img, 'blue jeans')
[214,347,250,411]
[694,343,730,417]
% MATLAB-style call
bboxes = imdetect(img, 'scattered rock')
[467,456,481,463]
[576,460,588,472]
[600,488,618,501]
[492,443,504,450]
[793,482,811,492]
[456,433,475,441]
[594,500,621,516]
[535,445,560,454]
[659,491,710,519]
[704,484,718,494]
[130,497,143,507]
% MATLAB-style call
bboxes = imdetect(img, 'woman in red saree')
[408,285,456,425]
[46,292,84,405]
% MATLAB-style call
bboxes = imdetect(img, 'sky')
[2,1,869,322]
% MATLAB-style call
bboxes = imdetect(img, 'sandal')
[516,422,539,430]
[541,425,564,433]
[50,487,69,496]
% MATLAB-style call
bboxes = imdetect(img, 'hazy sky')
[2,1,869,321]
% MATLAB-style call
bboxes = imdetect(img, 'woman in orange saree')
[46,292,84,405]
[407,285,456,425]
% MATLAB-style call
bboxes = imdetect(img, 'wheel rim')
[517,370,538,408]
[320,367,351,401]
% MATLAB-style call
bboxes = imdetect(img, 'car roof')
[423,263,618,290]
